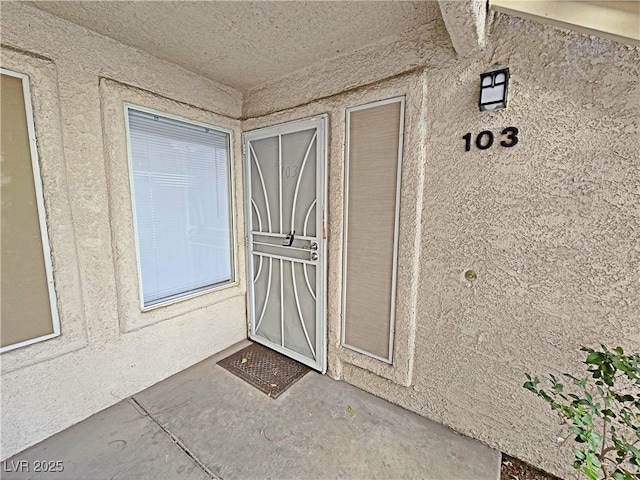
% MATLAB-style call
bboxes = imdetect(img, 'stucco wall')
[2,3,638,476]
[1,4,247,459]
[243,13,639,479]
[408,15,638,478]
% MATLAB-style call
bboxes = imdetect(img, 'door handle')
[310,242,318,250]
[310,252,318,261]
[282,231,295,246]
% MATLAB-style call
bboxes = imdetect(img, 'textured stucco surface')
[438,0,488,55]
[242,19,454,118]
[243,13,639,479]
[1,3,246,459]
[2,2,639,476]
[31,1,443,91]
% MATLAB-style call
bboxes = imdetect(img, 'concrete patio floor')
[3,341,501,480]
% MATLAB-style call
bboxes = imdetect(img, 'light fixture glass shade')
[479,67,509,111]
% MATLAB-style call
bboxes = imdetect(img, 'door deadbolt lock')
[310,252,318,261]
[310,242,318,250]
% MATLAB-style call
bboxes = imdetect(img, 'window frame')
[0,68,61,353]
[341,96,405,364]
[123,103,237,311]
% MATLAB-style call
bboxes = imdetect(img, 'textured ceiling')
[31,1,444,91]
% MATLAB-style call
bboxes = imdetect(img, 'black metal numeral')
[462,127,519,152]
[462,133,472,152]
[500,126,519,147]
[476,130,494,150]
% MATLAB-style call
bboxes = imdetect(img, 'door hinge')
[245,235,249,248]
[242,143,246,157]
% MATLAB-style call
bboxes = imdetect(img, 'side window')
[342,97,405,363]
[1,68,60,352]
[125,107,235,308]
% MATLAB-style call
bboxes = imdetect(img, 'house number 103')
[462,127,519,152]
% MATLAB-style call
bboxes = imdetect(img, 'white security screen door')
[243,116,327,373]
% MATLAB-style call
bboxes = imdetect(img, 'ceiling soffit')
[31,1,444,91]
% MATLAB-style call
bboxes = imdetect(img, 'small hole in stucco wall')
[464,269,478,283]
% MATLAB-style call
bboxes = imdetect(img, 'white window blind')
[127,108,234,307]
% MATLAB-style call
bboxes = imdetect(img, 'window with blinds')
[342,97,404,363]
[126,107,234,308]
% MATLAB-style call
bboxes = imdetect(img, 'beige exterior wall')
[2,3,638,477]
[244,13,639,479]
[0,3,247,459]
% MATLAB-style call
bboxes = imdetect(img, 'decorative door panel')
[243,116,327,372]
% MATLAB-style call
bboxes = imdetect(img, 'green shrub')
[524,345,640,480]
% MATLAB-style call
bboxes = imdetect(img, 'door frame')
[242,114,328,373]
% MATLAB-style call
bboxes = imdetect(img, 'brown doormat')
[217,343,310,399]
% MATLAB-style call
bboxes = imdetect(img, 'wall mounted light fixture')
[479,66,509,111]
